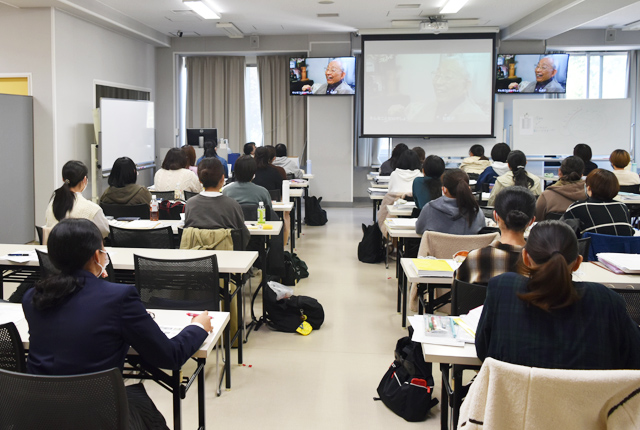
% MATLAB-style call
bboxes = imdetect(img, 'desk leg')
[372,200,377,222]
[290,204,296,251]
[0,271,4,300]
[452,364,463,430]
[172,370,182,430]
[235,273,243,365]
[222,277,231,390]
[198,358,206,430]
[440,364,451,430]
[296,196,302,238]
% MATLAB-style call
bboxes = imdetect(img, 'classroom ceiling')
[4,0,640,43]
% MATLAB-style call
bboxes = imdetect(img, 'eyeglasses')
[325,67,342,73]
[535,64,553,71]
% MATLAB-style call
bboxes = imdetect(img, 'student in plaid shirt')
[456,186,535,285]
[476,221,640,369]
[562,169,634,236]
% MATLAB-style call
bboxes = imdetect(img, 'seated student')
[273,143,304,179]
[415,169,485,235]
[535,156,585,221]
[22,218,213,428]
[412,155,445,210]
[574,143,598,176]
[476,142,510,192]
[456,186,535,284]
[265,145,287,180]
[181,145,199,174]
[412,146,426,165]
[184,157,250,238]
[196,141,229,178]
[610,149,640,186]
[459,144,491,177]
[476,220,640,369]
[387,150,423,195]
[45,160,109,238]
[100,157,152,206]
[562,168,634,236]
[154,148,202,193]
[253,146,285,191]
[244,142,256,156]
[488,150,542,206]
[379,143,409,176]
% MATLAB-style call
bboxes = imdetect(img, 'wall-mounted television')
[290,57,356,95]
[496,54,569,94]
[186,128,217,147]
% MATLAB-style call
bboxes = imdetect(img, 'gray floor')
[145,205,444,429]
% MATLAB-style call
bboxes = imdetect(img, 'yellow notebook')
[412,258,454,277]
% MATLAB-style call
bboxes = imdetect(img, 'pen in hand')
[187,312,213,319]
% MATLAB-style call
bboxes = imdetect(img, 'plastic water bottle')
[174,182,183,201]
[257,201,266,225]
[150,195,159,221]
[306,159,312,175]
[282,180,290,203]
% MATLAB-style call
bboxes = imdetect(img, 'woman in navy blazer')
[22,218,213,427]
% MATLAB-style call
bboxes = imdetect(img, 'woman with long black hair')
[45,160,109,238]
[415,168,485,235]
[412,155,445,210]
[488,150,542,206]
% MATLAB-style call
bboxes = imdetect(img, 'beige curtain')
[257,56,307,164]
[186,56,246,153]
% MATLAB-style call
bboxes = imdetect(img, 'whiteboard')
[512,98,632,156]
[100,99,155,170]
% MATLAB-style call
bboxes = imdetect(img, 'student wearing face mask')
[22,218,213,429]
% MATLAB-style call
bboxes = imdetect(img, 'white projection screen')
[361,34,496,137]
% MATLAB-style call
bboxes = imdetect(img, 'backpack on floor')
[357,223,385,264]
[304,196,328,226]
[264,285,325,332]
[375,327,439,422]
[281,251,309,286]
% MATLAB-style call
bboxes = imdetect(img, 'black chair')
[241,203,272,222]
[546,212,564,220]
[268,189,282,202]
[451,279,487,316]
[36,249,60,278]
[479,206,494,219]
[577,236,591,262]
[611,288,640,325]
[100,203,150,219]
[151,191,177,201]
[109,226,175,249]
[619,184,640,194]
[0,367,128,430]
[35,225,44,245]
[184,190,199,200]
[0,322,25,372]
[134,254,220,311]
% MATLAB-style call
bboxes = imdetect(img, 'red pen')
[187,312,213,319]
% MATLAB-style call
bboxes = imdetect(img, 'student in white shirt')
[154,148,202,193]
[388,150,423,195]
[609,149,640,186]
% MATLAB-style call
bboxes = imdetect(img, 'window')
[245,65,263,146]
[566,52,628,99]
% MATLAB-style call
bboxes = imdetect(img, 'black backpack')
[281,251,309,286]
[375,327,439,422]
[304,196,328,226]
[263,285,325,332]
[357,223,385,264]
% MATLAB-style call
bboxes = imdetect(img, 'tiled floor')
[145,205,444,429]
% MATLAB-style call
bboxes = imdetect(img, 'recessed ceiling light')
[396,4,421,8]
[319,0,334,4]
[317,13,339,17]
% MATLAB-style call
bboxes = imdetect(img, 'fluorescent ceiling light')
[183,0,220,20]
[216,22,244,38]
[439,0,468,14]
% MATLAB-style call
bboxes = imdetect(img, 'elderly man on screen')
[510,56,564,93]
[301,60,354,95]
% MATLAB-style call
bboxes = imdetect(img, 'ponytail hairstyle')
[389,143,409,172]
[52,161,88,221]
[442,169,479,226]
[518,220,581,311]
[558,156,584,183]
[469,144,489,161]
[423,155,445,200]
[32,219,103,311]
[202,141,218,159]
[494,186,536,232]
[507,150,534,189]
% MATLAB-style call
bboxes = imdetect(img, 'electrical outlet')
[606,28,616,42]
[250,36,259,49]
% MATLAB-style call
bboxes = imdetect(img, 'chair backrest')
[184,190,199,200]
[577,236,591,262]
[134,254,220,311]
[109,226,175,249]
[100,203,150,219]
[0,367,129,430]
[35,225,44,245]
[0,322,26,372]
[240,203,272,222]
[582,232,640,262]
[611,288,640,325]
[546,211,564,220]
[619,184,640,194]
[36,249,60,278]
[418,231,501,259]
[451,279,487,316]
[151,190,177,201]
[268,189,282,202]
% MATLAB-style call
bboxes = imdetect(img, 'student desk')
[273,201,295,252]
[386,203,416,217]
[0,302,228,430]
[0,244,256,392]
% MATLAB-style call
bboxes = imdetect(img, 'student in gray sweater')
[415,168,485,235]
[184,157,250,239]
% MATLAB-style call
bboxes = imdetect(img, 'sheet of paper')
[2,250,37,263]
[407,315,465,347]
[158,325,183,339]
[123,220,162,229]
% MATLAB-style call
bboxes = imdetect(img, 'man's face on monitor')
[433,59,468,102]
[535,58,557,82]
[325,61,345,85]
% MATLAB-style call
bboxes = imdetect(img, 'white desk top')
[289,189,304,198]
[105,219,283,236]
[369,194,384,201]
[387,204,415,217]
[272,202,294,212]
[289,179,309,188]
[302,174,314,180]
[370,182,389,189]
[0,244,258,274]
[245,221,283,236]
[385,219,421,239]
[400,258,459,285]
[0,302,229,359]
[615,193,640,205]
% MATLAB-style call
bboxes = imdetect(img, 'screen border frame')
[495,53,570,95]
[289,56,357,97]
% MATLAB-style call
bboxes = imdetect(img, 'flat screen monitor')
[496,54,569,94]
[186,128,217,147]
[290,57,356,96]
